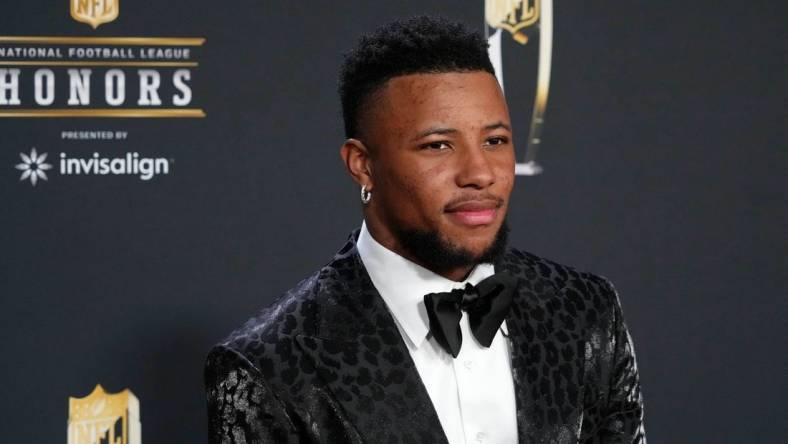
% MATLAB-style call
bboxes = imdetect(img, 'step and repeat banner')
[1,1,784,443]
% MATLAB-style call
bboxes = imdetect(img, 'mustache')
[442,193,504,211]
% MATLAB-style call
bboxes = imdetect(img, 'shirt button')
[476,431,486,442]
[463,360,473,370]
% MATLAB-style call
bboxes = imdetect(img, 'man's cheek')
[423,161,449,177]
[498,172,515,192]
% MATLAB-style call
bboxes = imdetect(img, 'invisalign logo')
[60,152,170,180]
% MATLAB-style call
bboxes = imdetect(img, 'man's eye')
[423,141,450,150]
[485,137,508,147]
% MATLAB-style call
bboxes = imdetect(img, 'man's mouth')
[444,199,501,226]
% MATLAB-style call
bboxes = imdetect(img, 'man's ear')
[340,138,373,189]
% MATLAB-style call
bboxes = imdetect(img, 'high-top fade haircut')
[339,15,495,139]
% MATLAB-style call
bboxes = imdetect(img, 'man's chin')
[393,220,509,274]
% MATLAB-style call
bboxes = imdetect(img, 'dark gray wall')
[1,1,785,442]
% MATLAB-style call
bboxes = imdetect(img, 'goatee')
[393,220,509,276]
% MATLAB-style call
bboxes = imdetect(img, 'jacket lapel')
[499,251,586,443]
[295,236,448,444]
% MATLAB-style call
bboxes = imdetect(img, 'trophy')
[485,0,553,176]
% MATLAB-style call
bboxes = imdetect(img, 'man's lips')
[444,199,501,226]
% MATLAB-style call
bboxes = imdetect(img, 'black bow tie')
[423,272,517,358]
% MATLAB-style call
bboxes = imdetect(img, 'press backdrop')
[1,1,785,442]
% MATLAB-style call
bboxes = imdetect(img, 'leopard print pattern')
[205,231,646,443]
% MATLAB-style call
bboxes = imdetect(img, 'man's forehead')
[374,71,509,126]
[383,71,500,97]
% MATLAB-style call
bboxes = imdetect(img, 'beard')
[392,219,509,276]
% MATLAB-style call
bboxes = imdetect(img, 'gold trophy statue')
[485,0,553,176]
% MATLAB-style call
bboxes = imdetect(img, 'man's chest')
[398,316,518,444]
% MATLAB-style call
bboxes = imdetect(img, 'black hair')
[338,15,495,138]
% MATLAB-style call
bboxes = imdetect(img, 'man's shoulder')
[214,272,320,359]
[501,246,621,315]
[211,245,361,363]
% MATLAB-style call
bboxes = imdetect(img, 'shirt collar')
[356,221,496,349]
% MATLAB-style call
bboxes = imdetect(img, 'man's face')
[361,71,515,274]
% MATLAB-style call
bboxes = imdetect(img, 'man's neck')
[436,265,474,282]
[362,220,476,282]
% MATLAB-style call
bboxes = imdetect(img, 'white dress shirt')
[356,222,518,444]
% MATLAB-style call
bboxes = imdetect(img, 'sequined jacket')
[205,232,646,443]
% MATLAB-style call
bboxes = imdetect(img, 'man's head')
[339,16,516,281]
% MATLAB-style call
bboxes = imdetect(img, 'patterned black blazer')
[205,231,646,443]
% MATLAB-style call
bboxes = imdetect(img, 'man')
[205,16,645,444]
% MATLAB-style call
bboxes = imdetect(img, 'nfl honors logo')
[67,384,141,444]
[70,0,119,29]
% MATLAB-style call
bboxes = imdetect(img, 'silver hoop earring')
[360,185,372,204]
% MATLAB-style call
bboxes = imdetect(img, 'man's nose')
[455,144,495,189]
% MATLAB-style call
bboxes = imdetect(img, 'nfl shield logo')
[67,384,141,444]
[70,0,119,29]
[485,0,540,44]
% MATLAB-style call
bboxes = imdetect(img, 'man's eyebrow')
[412,122,511,141]
[412,127,458,141]
[484,121,511,132]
